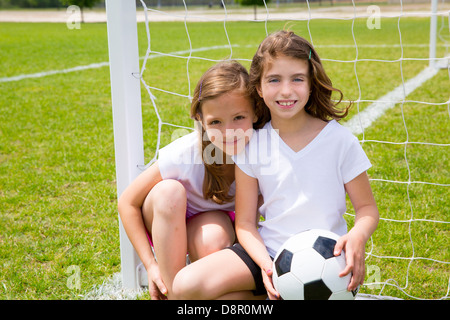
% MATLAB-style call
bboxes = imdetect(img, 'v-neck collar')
[268,120,335,159]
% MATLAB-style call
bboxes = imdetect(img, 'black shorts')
[226,243,266,296]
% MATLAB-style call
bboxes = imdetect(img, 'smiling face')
[199,89,257,156]
[257,55,311,125]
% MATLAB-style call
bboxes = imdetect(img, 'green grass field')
[0,12,448,300]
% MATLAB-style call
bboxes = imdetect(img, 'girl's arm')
[334,171,379,292]
[117,162,165,298]
[235,166,279,299]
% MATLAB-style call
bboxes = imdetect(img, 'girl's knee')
[153,179,186,201]
[187,212,235,261]
[146,180,187,219]
[189,233,233,261]
[171,268,202,300]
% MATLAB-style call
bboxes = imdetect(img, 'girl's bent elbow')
[117,196,127,215]
[117,195,133,219]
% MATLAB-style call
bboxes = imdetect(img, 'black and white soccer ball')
[272,229,359,300]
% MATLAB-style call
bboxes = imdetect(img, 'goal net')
[106,0,449,300]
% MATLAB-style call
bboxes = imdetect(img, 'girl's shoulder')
[251,121,273,138]
[160,130,199,154]
[323,120,359,143]
[158,130,203,173]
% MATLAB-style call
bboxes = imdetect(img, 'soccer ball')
[272,229,358,300]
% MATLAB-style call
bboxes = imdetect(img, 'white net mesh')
[136,0,449,300]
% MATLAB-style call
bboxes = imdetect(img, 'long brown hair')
[190,61,269,204]
[249,30,350,122]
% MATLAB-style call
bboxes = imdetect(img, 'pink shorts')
[145,210,235,247]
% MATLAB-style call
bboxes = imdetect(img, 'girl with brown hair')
[118,60,268,300]
[235,30,379,299]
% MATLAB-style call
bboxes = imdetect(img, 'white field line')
[1,43,447,83]
[83,272,145,300]
[343,65,441,135]
[0,62,110,83]
[0,45,238,83]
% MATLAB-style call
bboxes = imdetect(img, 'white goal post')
[106,0,144,290]
[105,0,447,293]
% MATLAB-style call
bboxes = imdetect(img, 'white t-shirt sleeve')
[158,149,180,181]
[233,124,277,179]
[156,131,236,215]
[340,134,372,184]
[233,152,256,179]
[158,131,201,180]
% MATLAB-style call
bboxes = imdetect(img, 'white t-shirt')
[233,120,371,257]
[158,131,235,218]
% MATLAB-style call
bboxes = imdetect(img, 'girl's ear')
[195,112,202,122]
[256,85,263,98]
[195,113,205,128]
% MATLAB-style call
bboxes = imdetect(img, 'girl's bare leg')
[172,248,266,300]
[186,210,236,262]
[142,179,188,298]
